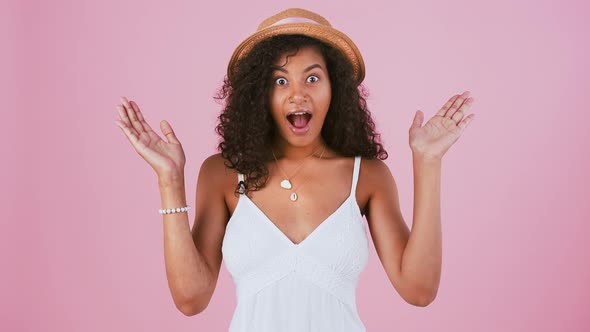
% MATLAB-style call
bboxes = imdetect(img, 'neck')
[271,137,326,161]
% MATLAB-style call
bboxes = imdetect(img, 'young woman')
[115,8,475,332]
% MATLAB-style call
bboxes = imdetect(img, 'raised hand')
[409,91,475,160]
[115,96,186,178]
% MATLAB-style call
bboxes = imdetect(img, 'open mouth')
[286,111,312,129]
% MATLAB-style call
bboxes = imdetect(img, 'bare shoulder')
[193,152,234,226]
[359,158,395,193]
[353,157,393,215]
[200,153,233,179]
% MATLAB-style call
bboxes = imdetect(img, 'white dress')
[221,156,370,332]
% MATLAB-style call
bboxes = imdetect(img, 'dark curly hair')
[215,34,388,196]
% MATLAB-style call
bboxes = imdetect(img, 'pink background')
[3,0,589,331]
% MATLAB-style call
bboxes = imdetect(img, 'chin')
[280,122,323,147]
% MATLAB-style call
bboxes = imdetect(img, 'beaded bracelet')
[159,205,191,215]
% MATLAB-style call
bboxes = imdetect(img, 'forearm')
[401,153,442,303]
[159,175,213,312]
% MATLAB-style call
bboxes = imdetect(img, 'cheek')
[319,85,332,108]
[314,89,332,123]
[269,91,282,111]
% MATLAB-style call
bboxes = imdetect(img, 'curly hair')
[215,34,388,196]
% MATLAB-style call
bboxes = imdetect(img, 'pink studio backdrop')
[2,0,589,331]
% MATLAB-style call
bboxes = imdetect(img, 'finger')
[114,115,140,138]
[435,94,460,117]
[127,99,148,132]
[444,91,470,119]
[461,97,474,111]
[115,119,140,146]
[452,97,474,122]
[116,105,132,127]
[130,100,155,133]
[457,114,475,131]
[410,110,424,130]
[120,96,145,134]
[160,120,181,145]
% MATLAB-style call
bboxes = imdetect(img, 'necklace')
[271,144,323,190]
[288,144,326,202]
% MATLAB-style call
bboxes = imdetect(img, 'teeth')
[290,111,309,116]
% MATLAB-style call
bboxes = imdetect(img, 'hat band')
[269,17,319,27]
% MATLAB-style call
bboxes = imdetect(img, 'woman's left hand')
[409,91,475,160]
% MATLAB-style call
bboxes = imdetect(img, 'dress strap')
[350,156,361,196]
[237,173,245,195]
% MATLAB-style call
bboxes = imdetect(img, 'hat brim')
[227,22,365,85]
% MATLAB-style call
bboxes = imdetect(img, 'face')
[268,45,331,147]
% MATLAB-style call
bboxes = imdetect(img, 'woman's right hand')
[115,96,186,179]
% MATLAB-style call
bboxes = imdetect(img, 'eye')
[307,75,319,83]
[275,77,288,85]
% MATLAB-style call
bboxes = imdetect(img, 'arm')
[161,154,229,316]
[113,97,229,315]
[368,91,473,306]
[364,157,440,307]
[160,174,214,316]
[399,90,474,304]
[402,153,442,305]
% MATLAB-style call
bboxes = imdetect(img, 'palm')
[409,91,475,159]
[135,125,185,172]
[115,97,186,176]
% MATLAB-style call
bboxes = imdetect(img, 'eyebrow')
[272,64,323,74]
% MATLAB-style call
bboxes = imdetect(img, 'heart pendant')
[290,192,298,201]
[280,179,292,189]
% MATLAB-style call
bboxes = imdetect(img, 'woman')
[115,8,475,332]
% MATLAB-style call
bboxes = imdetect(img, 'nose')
[288,81,308,104]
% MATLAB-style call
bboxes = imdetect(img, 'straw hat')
[227,8,366,85]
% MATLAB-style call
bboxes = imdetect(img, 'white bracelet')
[159,205,191,214]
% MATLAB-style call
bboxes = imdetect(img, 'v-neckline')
[241,193,354,247]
